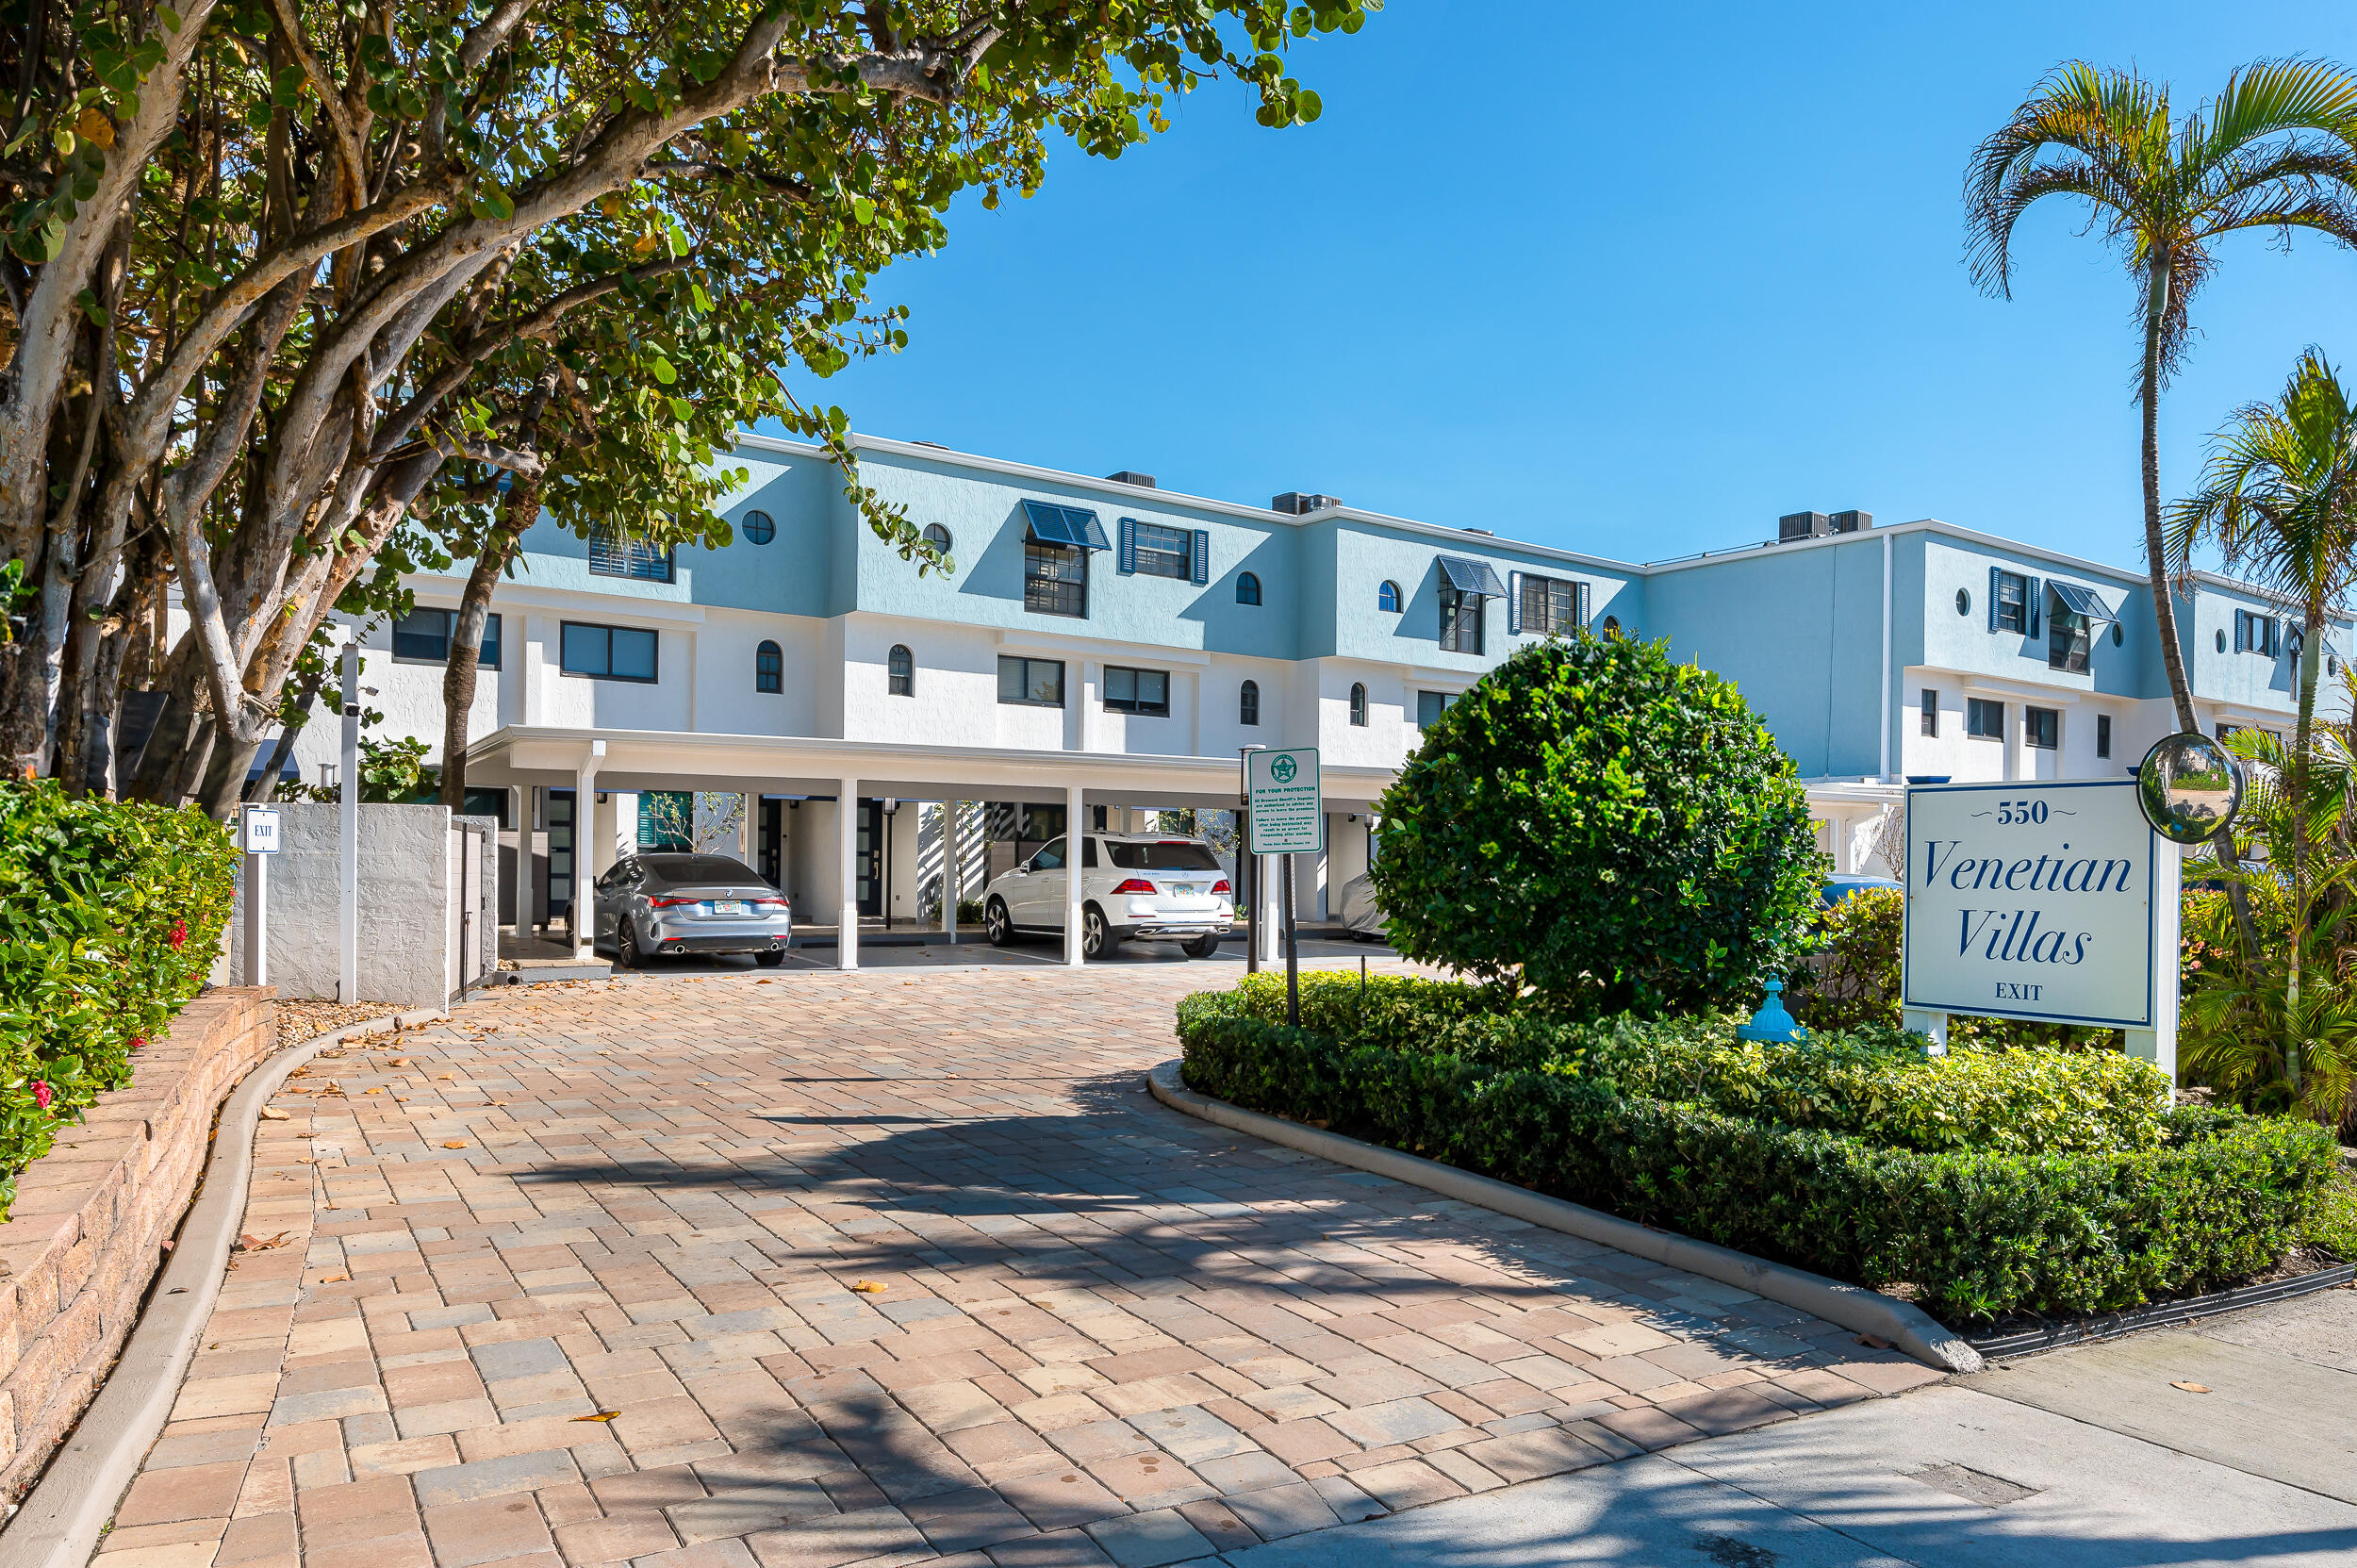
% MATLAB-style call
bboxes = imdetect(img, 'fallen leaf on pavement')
[259,1106,289,1120]
[442,1141,469,1148]
[2172,1380,2212,1394]
[236,1232,292,1251]
[851,1279,888,1294]
[571,1411,622,1422]
[389,1057,410,1066]
[437,1073,455,1081]
[317,1274,349,1283]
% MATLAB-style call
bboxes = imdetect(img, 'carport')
[464,726,1398,969]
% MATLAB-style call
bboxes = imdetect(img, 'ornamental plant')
[0,779,239,1213]
[1370,634,1821,1015]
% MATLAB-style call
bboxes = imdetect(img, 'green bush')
[1209,972,2167,1155]
[1369,634,1821,1015]
[0,780,239,1215]
[1177,1002,2336,1323]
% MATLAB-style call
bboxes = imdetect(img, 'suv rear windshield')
[643,855,758,885]
[1105,840,1222,871]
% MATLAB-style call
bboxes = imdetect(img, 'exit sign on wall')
[1901,779,2158,1030]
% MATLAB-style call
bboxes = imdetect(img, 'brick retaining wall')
[0,988,274,1502]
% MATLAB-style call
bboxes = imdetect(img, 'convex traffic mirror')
[2137,732,2244,844]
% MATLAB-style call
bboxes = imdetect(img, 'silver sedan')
[591,852,792,967]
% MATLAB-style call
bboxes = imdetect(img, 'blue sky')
[785,1,2357,571]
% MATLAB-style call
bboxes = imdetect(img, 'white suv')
[980,833,1235,959]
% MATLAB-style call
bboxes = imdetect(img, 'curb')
[1146,1060,1983,1377]
[3,1007,447,1568]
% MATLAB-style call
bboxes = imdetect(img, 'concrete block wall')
[223,804,497,1007]
[0,989,273,1504]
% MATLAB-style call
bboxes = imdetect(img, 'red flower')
[33,1081,51,1112]
[129,1035,146,1051]
[169,920,188,950]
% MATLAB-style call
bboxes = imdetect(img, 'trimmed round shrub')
[1371,634,1820,1014]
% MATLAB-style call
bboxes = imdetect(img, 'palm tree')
[2169,349,2357,1088]
[1966,60,2357,734]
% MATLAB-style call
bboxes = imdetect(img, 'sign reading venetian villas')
[1245,748,1324,855]
[1903,779,2157,1030]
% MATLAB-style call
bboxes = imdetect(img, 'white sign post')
[239,805,281,988]
[1903,779,2176,1086]
[1245,748,1323,1025]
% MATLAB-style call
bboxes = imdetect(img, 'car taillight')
[648,896,700,908]
[1110,879,1157,895]
[1211,878,1232,896]
[753,897,788,908]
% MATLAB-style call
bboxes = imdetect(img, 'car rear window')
[1105,841,1222,871]
[643,855,758,885]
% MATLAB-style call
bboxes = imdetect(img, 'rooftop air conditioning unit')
[1271,491,1343,515]
[1105,470,1157,488]
[1830,509,1873,534]
[1779,511,1831,542]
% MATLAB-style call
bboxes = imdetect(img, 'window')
[1030,836,1065,872]
[2097,714,2113,759]
[1416,690,1457,730]
[1966,698,2003,739]
[1236,571,1262,606]
[2217,629,2228,652]
[1105,840,1221,871]
[1103,666,1169,716]
[2049,602,2091,673]
[888,644,914,696]
[1994,569,2029,634]
[1131,521,1190,580]
[1920,689,1937,736]
[1439,586,1484,653]
[1239,680,1260,726]
[997,654,1063,707]
[2235,609,2282,656]
[2112,621,2125,646]
[1377,580,1402,613]
[1350,682,1368,727]
[1024,536,1088,618]
[1518,574,1585,635]
[391,608,501,669]
[2026,706,2059,750]
[560,622,658,683]
[755,639,783,693]
[741,510,775,545]
[922,522,953,555]
[1956,588,1971,617]
[589,536,674,583]
[1600,615,1622,636]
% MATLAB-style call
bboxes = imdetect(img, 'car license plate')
[712,900,750,916]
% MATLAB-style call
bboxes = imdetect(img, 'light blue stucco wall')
[1914,536,2150,700]
[1320,521,1640,671]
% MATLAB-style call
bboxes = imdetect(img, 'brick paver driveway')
[106,963,1939,1568]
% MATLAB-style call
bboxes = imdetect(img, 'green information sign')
[1245,748,1324,854]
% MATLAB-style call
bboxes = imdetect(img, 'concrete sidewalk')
[1228,1291,2357,1567]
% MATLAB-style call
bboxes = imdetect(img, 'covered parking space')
[464,726,1398,969]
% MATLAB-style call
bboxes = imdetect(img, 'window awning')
[1022,500,1112,551]
[1436,554,1509,598]
[2049,581,2118,623]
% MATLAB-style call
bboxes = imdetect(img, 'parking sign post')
[1246,749,1322,1028]
[239,804,281,988]
[1237,748,1264,974]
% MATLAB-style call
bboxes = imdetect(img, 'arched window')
[1600,616,1622,638]
[755,639,783,693]
[1349,683,1368,727]
[922,522,953,555]
[1236,571,1262,606]
[1377,580,1401,613]
[888,643,914,696]
[1240,680,1261,727]
[741,509,775,545]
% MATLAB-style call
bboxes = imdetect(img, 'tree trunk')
[249,668,322,803]
[438,470,541,810]
[2289,607,2325,1091]
[2141,254,2199,734]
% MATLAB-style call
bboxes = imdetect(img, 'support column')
[1064,783,1085,966]
[514,785,536,936]
[573,743,602,960]
[838,778,860,971]
[943,799,961,945]
[2125,841,2183,1096]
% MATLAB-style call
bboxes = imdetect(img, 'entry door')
[856,798,884,918]
[546,790,576,930]
[759,798,783,889]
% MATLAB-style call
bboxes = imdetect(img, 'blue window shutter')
[1117,518,1135,574]
[2026,576,2041,639]
[1987,567,2001,632]
[1192,530,1210,586]
[1507,572,1523,635]
[1577,581,1591,628]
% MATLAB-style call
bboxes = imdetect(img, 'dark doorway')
[856,798,884,918]
[758,797,783,889]
[545,789,576,930]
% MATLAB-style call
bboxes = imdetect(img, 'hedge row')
[0,780,239,1214]
[1177,994,2336,1323]
[1202,972,2170,1156]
